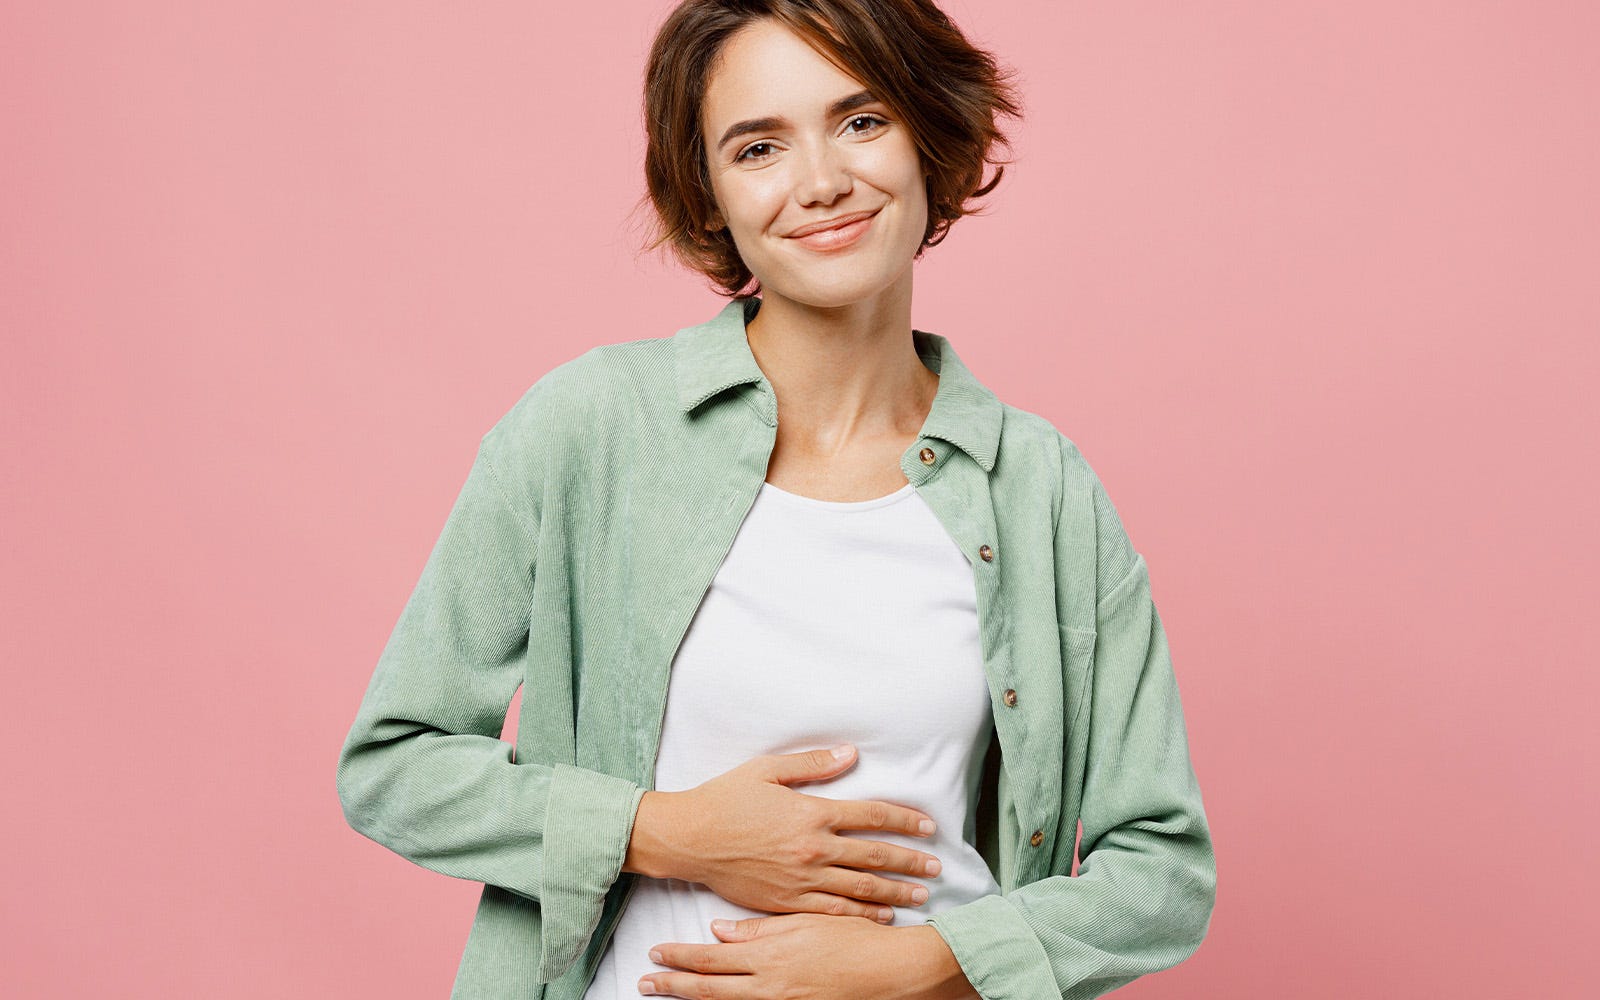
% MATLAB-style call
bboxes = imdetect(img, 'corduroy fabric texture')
[336,296,1216,999]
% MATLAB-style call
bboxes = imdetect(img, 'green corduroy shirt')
[336,295,1216,999]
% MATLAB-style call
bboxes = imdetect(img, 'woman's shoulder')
[994,400,1135,582]
[993,398,1101,497]
[481,335,675,446]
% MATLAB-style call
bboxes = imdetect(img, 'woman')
[336,2,1216,999]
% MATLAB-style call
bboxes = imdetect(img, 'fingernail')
[648,949,663,963]
[711,919,732,933]
[918,819,936,835]
[832,744,853,760]
[638,981,657,995]
[911,886,929,904]
[878,907,894,922]
[925,858,942,876]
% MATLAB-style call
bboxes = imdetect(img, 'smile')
[785,210,878,252]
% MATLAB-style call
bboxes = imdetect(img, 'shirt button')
[1030,829,1044,847]
[979,544,994,562]
[919,446,936,465]
[1003,688,1018,707]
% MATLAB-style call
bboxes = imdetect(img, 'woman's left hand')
[640,912,959,999]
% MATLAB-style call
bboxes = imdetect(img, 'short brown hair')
[636,0,1024,297]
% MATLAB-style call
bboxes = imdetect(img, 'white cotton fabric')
[584,478,1001,998]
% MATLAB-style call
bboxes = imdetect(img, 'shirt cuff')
[535,762,648,981]
[926,893,1060,1000]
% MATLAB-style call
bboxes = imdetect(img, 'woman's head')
[639,0,1023,301]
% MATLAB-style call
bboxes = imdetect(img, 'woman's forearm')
[900,925,982,1000]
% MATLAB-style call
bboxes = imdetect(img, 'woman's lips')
[787,210,877,251]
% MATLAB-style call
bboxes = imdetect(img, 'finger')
[647,940,754,975]
[710,916,771,940]
[823,866,929,908]
[832,836,944,879]
[829,798,937,837]
[791,890,897,923]
[715,913,817,937]
[754,745,855,785]
[639,971,756,997]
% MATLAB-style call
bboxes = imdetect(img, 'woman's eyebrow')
[715,89,880,152]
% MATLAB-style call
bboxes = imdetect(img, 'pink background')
[4,1,1596,996]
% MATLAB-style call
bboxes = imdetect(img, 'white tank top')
[583,478,1000,998]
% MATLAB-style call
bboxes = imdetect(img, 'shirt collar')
[672,296,1002,473]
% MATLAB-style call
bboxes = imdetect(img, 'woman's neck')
[744,278,935,451]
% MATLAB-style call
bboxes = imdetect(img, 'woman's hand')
[625,745,943,923]
[638,913,979,1000]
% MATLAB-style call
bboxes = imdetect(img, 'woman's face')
[700,18,928,308]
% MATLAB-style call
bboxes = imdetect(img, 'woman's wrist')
[898,925,981,1000]
[623,790,691,880]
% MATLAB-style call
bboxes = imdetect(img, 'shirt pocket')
[1060,625,1098,745]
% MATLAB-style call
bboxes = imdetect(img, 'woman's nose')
[793,141,854,206]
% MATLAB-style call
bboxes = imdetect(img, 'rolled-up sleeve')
[335,415,646,983]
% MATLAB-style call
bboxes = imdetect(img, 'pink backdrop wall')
[4,1,1596,996]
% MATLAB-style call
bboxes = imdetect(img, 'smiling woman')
[336,2,1216,999]
[694,20,931,311]
[638,0,1023,301]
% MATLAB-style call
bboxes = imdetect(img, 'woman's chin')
[755,267,905,310]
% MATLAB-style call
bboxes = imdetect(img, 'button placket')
[910,456,1039,869]
[973,537,1031,850]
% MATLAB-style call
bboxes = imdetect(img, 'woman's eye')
[735,141,774,163]
[734,116,886,162]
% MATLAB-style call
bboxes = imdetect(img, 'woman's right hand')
[625,745,943,923]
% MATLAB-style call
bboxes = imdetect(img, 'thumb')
[758,744,856,785]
